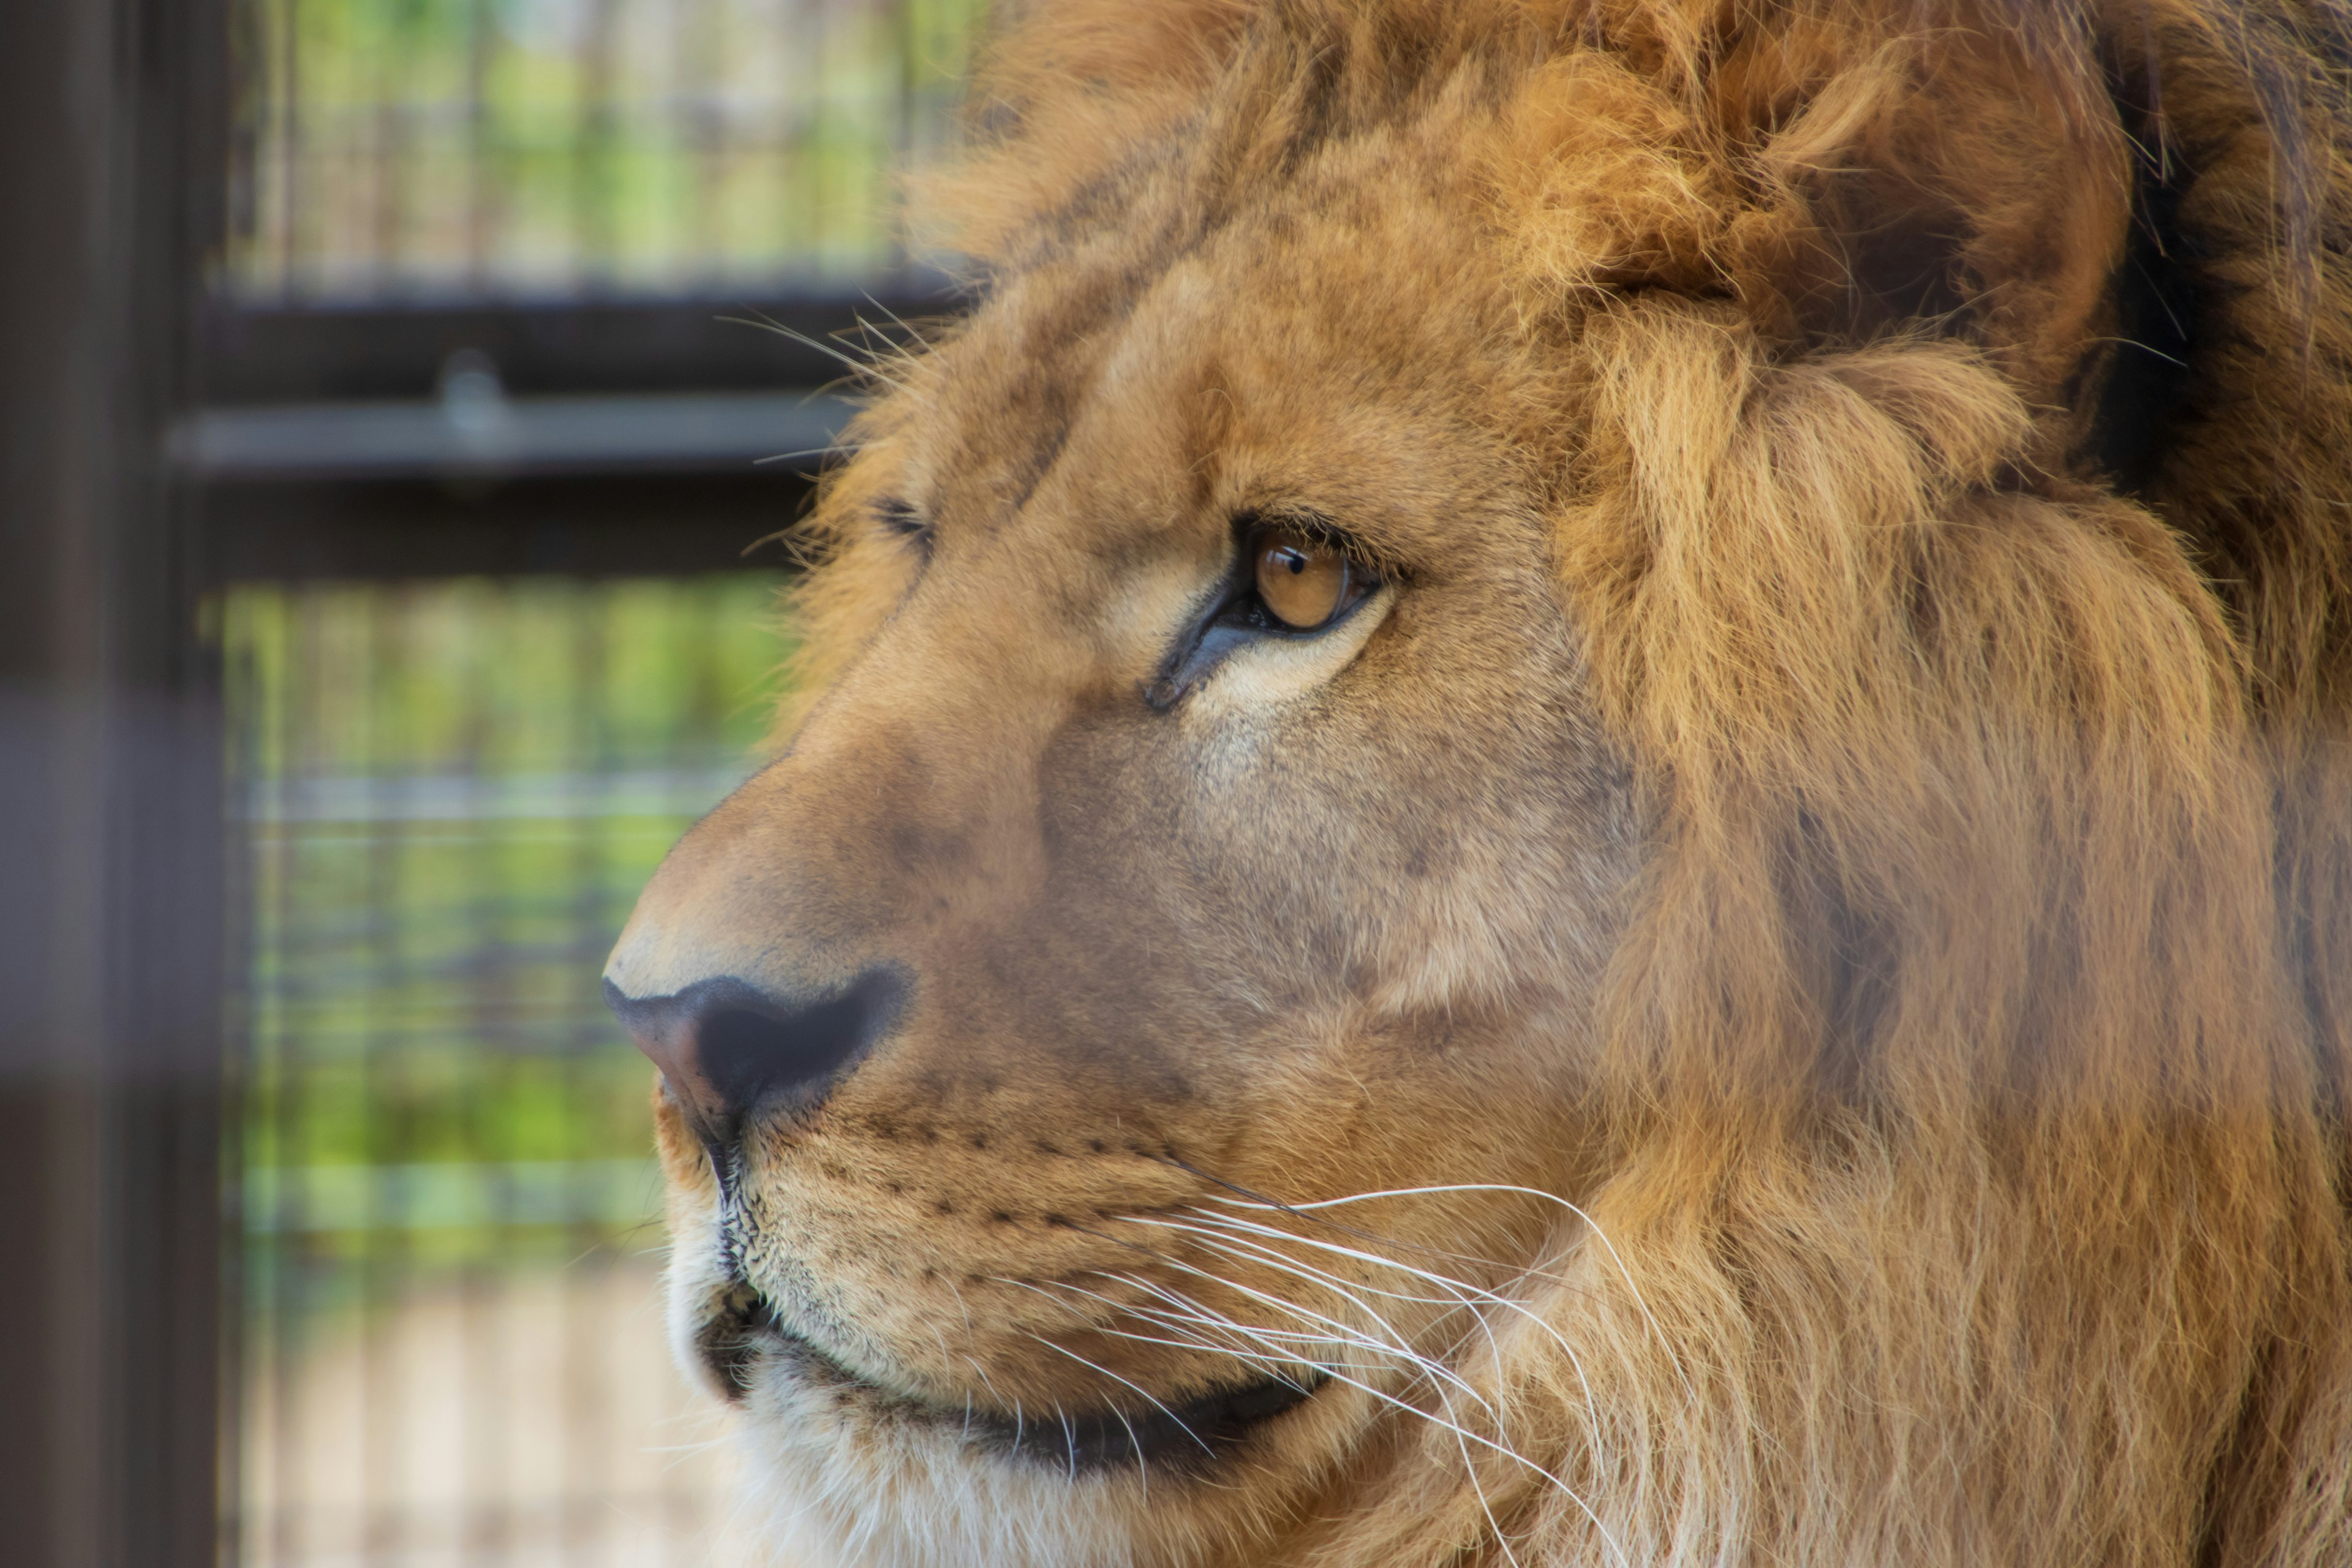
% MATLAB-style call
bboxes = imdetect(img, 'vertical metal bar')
[895,0,918,276]
[222,0,260,293]
[567,580,617,1560]
[276,0,304,293]
[576,0,621,288]
[802,0,826,271]
[775,0,801,272]
[465,0,497,289]
[458,1199,487,1568]
[288,587,330,1565]
[371,2,408,292]
[458,582,499,1559]
[0,0,230,1559]
[470,581,513,1562]
[358,585,401,1566]
[263,587,312,1568]
[682,0,721,281]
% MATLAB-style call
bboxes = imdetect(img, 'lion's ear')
[1497,14,2140,429]
[1721,22,2138,412]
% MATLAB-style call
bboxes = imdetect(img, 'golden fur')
[606,1,2352,1562]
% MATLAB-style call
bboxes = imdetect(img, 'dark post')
[0,0,232,1564]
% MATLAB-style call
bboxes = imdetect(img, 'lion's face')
[605,110,1637,1564]
[606,1,2352,1563]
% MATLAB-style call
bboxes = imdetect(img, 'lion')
[601,1,2352,1562]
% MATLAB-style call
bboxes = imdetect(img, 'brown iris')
[1253,527,1357,630]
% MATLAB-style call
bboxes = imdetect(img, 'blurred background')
[1,2,984,1564]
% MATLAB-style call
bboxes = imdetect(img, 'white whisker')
[1009,1322,1218,1461]
[1112,1267,1458,1405]
[1125,1223,1501,1417]
[717,311,910,393]
[1168,1208,1606,1451]
[991,1235,1630,1567]
[1208,1183,1692,1403]
[1072,1300,1632,1568]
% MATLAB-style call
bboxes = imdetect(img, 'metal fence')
[198,2,981,1561]
[230,0,986,301]
[225,575,790,1566]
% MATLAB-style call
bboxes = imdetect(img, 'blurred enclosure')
[233,0,978,298]
[229,578,783,1565]
[186,1,987,1563]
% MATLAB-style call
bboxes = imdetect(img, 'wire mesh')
[228,0,989,301]
[225,574,791,1567]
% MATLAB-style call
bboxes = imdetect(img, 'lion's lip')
[698,1286,1325,1476]
[963,1365,1325,1476]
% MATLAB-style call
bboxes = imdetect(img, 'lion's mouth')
[698,1284,1325,1476]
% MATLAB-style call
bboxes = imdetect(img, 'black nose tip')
[604,968,908,1155]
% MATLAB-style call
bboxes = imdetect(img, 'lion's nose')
[603,968,909,1156]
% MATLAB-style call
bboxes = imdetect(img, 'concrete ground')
[236,1256,777,1568]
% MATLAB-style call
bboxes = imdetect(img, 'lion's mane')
[777,1,2352,1560]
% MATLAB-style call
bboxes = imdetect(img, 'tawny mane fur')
[609,1,2352,1562]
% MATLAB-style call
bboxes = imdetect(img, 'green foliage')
[234,0,991,294]
[228,574,790,1254]
[229,574,791,778]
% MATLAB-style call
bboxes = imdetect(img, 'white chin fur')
[662,1240,1174,1568]
[732,1393,1157,1568]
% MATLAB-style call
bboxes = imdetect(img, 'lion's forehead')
[903,119,1548,551]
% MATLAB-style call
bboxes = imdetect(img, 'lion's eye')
[1145,518,1384,710]
[876,497,930,553]
[1253,528,1355,630]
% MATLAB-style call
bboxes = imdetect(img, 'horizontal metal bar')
[170,390,857,481]
[196,287,960,402]
[194,473,806,584]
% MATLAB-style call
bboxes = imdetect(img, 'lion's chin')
[695,1283,1327,1479]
